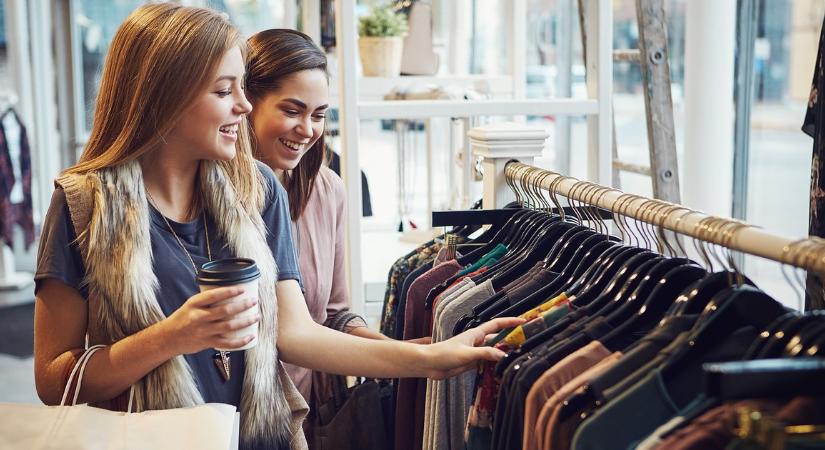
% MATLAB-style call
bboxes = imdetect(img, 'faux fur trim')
[56,160,308,449]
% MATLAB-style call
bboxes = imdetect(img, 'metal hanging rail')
[504,162,825,275]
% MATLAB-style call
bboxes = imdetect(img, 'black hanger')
[574,254,663,318]
[453,209,533,266]
[471,235,616,323]
[604,258,691,324]
[494,210,553,254]
[487,221,578,290]
[803,322,825,357]
[784,319,825,357]
[661,285,786,379]
[600,264,706,352]
[544,235,621,293]
[471,216,567,285]
[483,239,622,321]
[579,251,661,310]
[422,210,534,309]
[504,250,660,363]
[755,312,823,358]
[597,257,681,325]
[668,271,734,316]
[566,246,650,300]
[544,227,599,272]
[742,311,799,359]
[669,271,745,316]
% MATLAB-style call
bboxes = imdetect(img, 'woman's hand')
[160,286,260,355]
[423,317,525,379]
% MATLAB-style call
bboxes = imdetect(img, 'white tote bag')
[0,345,238,450]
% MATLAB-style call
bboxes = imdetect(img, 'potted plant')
[358,4,408,77]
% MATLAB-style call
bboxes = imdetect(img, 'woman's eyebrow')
[280,98,329,110]
[215,75,240,82]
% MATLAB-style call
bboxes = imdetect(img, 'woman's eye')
[283,109,299,116]
[216,90,231,97]
[312,115,326,122]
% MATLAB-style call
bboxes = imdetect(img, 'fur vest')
[55,160,308,450]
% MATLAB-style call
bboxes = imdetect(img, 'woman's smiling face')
[250,68,328,171]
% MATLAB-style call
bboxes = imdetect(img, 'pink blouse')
[282,166,366,402]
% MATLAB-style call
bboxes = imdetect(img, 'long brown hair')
[245,29,328,221]
[67,3,265,212]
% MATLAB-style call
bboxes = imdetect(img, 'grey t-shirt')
[34,162,302,407]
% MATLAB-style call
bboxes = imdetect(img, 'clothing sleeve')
[322,169,366,331]
[804,16,825,138]
[258,162,304,289]
[34,187,87,297]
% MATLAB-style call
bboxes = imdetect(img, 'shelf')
[329,74,514,100]
[357,98,598,120]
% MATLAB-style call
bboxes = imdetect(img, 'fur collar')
[56,160,307,449]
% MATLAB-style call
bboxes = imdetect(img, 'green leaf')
[358,4,408,37]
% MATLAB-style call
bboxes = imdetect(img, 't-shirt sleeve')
[258,162,304,289]
[34,187,87,297]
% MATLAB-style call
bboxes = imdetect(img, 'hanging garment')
[803,14,825,310]
[395,258,463,450]
[380,239,445,337]
[0,108,34,249]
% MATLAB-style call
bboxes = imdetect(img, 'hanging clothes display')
[803,14,825,310]
[0,107,34,250]
[379,162,825,450]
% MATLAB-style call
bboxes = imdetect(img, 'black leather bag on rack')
[312,374,392,450]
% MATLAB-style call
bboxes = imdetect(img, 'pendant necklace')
[147,192,232,382]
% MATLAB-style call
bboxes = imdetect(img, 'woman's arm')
[34,279,257,405]
[276,279,520,379]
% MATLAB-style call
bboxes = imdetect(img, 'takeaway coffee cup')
[197,258,261,351]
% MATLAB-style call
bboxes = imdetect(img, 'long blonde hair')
[67,3,264,210]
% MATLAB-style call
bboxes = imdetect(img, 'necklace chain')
[146,191,212,273]
[146,190,231,381]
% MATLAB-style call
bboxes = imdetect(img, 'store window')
[0,0,8,90]
[72,0,145,136]
[739,0,823,305]
[69,0,295,151]
[204,0,295,37]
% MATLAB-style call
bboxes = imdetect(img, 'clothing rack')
[498,161,825,276]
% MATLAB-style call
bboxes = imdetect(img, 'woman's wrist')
[348,325,392,340]
[400,339,435,378]
[149,319,187,360]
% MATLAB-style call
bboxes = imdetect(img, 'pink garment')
[539,353,623,450]
[282,166,366,401]
[521,341,612,450]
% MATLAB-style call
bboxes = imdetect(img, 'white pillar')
[470,122,548,209]
[683,0,736,216]
[334,0,364,315]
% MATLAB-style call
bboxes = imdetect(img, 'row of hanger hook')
[504,161,825,308]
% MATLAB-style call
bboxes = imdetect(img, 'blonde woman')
[33,4,519,450]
